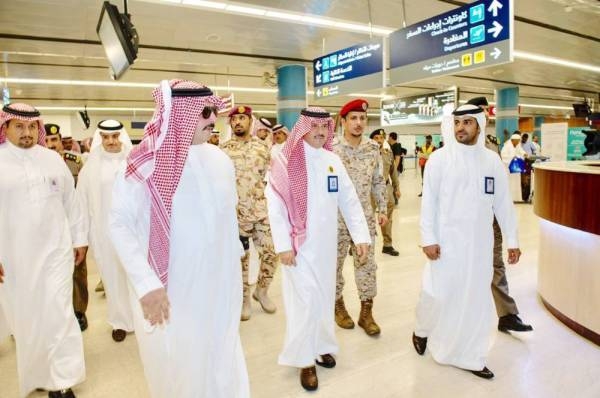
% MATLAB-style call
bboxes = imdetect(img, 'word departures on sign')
[389,0,513,85]
[381,89,457,126]
[313,40,383,100]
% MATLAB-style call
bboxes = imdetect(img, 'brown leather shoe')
[335,297,355,329]
[315,353,336,368]
[300,366,318,391]
[112,329,127,342]
[412,332,427,355]
[357,299,381,336]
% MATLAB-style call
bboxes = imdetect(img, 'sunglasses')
[202,106,218,119]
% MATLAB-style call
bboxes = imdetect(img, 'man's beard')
[233,129,246,136]
[19,137,35,149]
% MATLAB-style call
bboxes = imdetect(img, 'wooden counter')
[533,161,600,346]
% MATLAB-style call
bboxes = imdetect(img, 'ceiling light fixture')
[514,50,600,73]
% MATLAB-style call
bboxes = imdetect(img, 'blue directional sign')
[389,0,513,85]
[313,40,383,99]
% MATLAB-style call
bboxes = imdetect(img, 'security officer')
[221,106,278,321]
[466,97,533,333]
[333,99,387,336]
[44,123,89,331]
[370,129,401,256]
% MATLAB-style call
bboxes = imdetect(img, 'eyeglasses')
[202,106,218,119]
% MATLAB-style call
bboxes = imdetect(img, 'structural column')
[495,87,519,146]
[277,65,307,129]
[534,115,545,143]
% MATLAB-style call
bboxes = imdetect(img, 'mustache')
[203,123,215,129]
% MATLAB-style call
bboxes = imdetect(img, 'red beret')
[228,105,253,117]
[340,99,368,118]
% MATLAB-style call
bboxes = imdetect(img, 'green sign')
[567,127,587,160]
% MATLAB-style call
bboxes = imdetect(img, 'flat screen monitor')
[96,1,138,80]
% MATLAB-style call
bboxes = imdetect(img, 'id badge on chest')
[328,175,338,192]
[484,177,495,194]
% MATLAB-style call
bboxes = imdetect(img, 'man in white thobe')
[501,133,527,202]
[0,103,86,398]
[413,104,521,379]
[266,108,370,391]
[77,119,134,342]
[109,80,249,398]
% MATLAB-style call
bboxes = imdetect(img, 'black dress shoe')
[48,388,76,398]
[412,332,427,355]
[112,329,127,342]
[471,367,494,379]
[75,312,88,332]
[382,246,399,256]
[498,314,533,333]
[315,354,336,368]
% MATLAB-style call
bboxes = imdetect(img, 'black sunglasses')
[202,106,218,119]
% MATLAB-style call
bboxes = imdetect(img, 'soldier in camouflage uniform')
[370,129,401,256]
[467,97,533,333]
[333,99,388,336]
[221,106,277,321]
[44,123,89,332]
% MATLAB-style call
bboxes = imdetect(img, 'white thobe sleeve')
[265,183,293,253]
[109,171,163,299]
[338,164,371,245]
[420,155,440,246]
[492,159,519,248]
[62,163,88,247]
[75,166,91,243]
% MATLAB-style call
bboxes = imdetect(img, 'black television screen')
[96,1,138,80]
[572,102,590,118]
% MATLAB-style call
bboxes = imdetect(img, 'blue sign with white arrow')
[313,40,383,99]
[389,0,513,85]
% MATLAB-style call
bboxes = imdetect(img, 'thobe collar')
[6,140,38,159]
[303,140,324,160]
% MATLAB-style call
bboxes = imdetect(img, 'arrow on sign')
[315,60,322,72]
[487,0,503,17]
[316,89,322,97]
[490,47,502,59]
[487,21,503,38]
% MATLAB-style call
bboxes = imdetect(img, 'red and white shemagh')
[125,79,225,288]
[269,107,334,254]
[0,103,46,146]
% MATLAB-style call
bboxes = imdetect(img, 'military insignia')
[238,106,245,114]
[50,125,58,134]
[328,165,334,173]
[361,102,368,111]
[64,152,81,164]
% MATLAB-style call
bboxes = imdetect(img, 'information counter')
[533,161,600,346]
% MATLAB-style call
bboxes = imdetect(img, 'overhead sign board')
[389,0,513,85]
[381,89,457,126]
[313,40,383,100]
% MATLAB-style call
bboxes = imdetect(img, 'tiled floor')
[1,169,599,397]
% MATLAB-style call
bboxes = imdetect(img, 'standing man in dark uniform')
[466,97,533,333]
[45,123,89,331]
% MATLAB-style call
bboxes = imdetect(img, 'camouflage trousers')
[73,258,88,314]
[380,185,396,247]
[491,217,519,317]
[240,219,277,296]
[336,217,377,301]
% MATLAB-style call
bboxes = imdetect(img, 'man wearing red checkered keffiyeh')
[265,107,370,391]
[109,80,250,397]
[0,103,88,397]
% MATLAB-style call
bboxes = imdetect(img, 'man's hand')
[355,243,370,264]
[507,248,521,264]
[0,263,4,284]
[377,213,388,226]
[140,288,170,326]
[74,246,88,266]
[279,251,296,267]
[394,189,401,199]
[422,244,441,261]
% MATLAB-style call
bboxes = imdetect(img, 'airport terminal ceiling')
[0,0,598,117]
